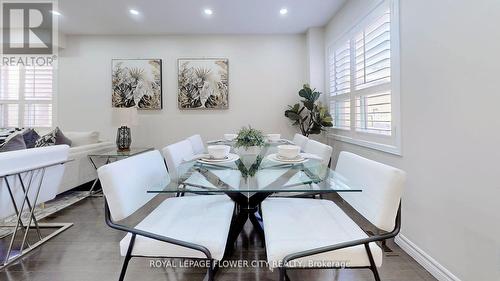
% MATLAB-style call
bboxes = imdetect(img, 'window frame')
[326,0,401,155]
[0,65,56,129]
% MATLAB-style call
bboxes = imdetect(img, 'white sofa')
[58,131,115,194]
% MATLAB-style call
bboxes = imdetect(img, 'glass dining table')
[148,140,363,251]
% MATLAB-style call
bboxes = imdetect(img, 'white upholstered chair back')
[292,134,308,150]
[97,150,170,221]
[0,145,69,219]
[303,139,333,165]
[336,151,406,232]
[161,140,194,181]
[187,134,205,155]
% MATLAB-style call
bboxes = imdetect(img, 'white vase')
[237,146,262,155]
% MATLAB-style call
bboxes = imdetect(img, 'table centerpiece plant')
[234,126,266,155]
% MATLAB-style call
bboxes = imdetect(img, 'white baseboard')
[395,235,461,281]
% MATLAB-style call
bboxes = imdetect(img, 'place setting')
[265,134,293,144]
[266,144,309,164]
[206,134,238,145]
[196,145,239,165]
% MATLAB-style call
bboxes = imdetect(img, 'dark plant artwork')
[112,59,162,109]
[178,58,228,109]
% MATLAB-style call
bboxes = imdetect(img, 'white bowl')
[224,134,238,141]
[207,145,231,159]
[266,134,281,142]
[277,145,301,159]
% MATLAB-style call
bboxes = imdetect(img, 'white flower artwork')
[178,58,228,109]
[112,59,162,109]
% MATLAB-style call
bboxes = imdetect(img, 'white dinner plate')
[267,153,309,164]
[197,153,240,164]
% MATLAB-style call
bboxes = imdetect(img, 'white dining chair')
[162,140,195,181]
[0,145,69,219]
[292,133,308,150]
[0,145,72,268]
[261,151,406,281]
[187,134,206,155]
[98,150,235,281]
[303,139,333,166]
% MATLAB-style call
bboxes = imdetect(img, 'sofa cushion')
[262,198,383,269]
[67,142,112,155]
[22,129,40,149]
[65,131,100,147]
[119,195,234,261]
[0,133,27,152]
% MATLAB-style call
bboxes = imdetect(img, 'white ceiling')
[57,0,346,35]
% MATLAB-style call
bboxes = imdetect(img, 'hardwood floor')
[1,195,437,281]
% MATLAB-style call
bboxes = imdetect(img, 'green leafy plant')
[235,126,265,149]
[285,84,333,137]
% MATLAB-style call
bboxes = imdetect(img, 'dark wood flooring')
[1,195,437,281]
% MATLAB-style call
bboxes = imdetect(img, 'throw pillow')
[35,127,72,147]
[22,128,41,149]
[54,127,72,146]
[0,133,27,152]
[35,130,57,147]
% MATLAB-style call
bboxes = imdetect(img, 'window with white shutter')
[0,65,54,128]
[327,0,401,154]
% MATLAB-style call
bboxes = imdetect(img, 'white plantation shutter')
[1,66,20,100]
[25,66,54,101]
[329,41,352,129]
[355,91,391,135]
[354,9,392,135]
[330,99,350,129]
[327,0,400,154]
[0,66,54,128]
[355,11,391,90]
[0,104,19,128]
[330,41,351,96]
[24,104,53,127]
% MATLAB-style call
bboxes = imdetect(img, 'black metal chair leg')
[365,243,381,281]
[208,260,218,281]
[279,268,286,281]
[119,234,136,281]
[285,271,291,281]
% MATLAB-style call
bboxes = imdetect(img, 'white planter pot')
[236,146,262,155]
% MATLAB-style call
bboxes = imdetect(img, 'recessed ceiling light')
[129,9,140,15]
[51,10,62,16]
[280,8,288,15]
[204,8,213,15]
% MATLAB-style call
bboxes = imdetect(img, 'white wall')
[325,1,500,281]
[306,27,325,93]
[57,35,306,149]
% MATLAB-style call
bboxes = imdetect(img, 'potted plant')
[284,84,333,137]
[234,126,266,155]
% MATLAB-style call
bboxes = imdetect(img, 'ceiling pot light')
[129,9,140,15]
[280,8,288,15]
[204,8,213,15]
